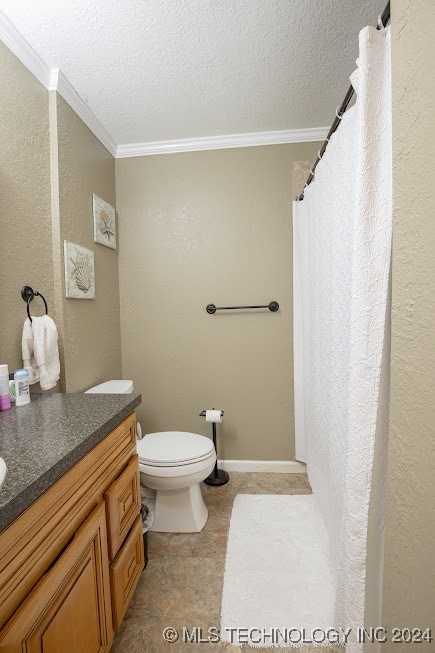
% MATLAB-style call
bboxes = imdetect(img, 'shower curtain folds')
[293,25,392,653]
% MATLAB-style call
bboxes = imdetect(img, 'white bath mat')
[221,495,336,648]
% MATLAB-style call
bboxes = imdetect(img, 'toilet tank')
[85,380,134,394]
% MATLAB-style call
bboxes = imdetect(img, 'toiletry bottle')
[0,364,11,411]
[8,380,16,403]
[14,369,31,407]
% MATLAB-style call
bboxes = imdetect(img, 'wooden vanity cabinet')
[0,412,143,651]
[0,502,113,652]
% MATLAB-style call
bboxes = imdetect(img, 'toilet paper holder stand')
[199,409,229,486]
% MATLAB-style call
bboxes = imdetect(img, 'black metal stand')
[200,410,229,486]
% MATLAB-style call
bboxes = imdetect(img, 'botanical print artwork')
[64,241,95,299]
[93,194,116,249]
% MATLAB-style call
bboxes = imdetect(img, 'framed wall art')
[64,241,95,299]
[93,194,116,250]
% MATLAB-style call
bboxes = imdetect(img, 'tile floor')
[112,473,340,653]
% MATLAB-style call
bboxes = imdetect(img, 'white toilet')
[136,431,215,533]
[85,380,216,533]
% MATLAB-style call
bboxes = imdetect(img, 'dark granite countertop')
[0,392,141,532]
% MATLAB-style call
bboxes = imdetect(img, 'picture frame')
[93,194,116,250]
[64,241,95,299]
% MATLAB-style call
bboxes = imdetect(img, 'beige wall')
[0,42,121,392]
[0,43,53,374]
[116,144,318,460]
[54,95,121,392]
[382,0,435,645]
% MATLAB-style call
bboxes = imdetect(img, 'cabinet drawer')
[110,515,144,631]
[0,502,113,652]
[105,455,141,560]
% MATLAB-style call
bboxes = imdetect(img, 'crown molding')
[51,69,117,156]
[115,127,328,158]
[0,9,51,88]
[0,10,116,156]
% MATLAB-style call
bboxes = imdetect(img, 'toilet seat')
[136,431,214,467]
[139,451,214,468]
[139,450,216,479]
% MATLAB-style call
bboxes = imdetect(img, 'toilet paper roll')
[206,409,222,423]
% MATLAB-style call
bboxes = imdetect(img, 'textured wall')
[55,95,122,392]
[116,143,318,460]
[0,44,121,392]
[382,0,435,645]
[0,43,53,374]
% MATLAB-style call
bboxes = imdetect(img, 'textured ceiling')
[0,0,385,145]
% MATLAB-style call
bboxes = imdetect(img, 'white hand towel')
[32,315,60,390]
[22,318,39,384]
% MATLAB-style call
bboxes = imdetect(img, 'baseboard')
[218,460,306,473]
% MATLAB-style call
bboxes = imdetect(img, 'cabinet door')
[105,455,141,560]
[0,502,113,653]
[110,514,144,631]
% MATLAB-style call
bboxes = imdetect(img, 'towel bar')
[206,301,279,314]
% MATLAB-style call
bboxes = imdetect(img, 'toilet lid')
[136,431,214,466]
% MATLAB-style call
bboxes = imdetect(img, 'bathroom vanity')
[0,392,142,651]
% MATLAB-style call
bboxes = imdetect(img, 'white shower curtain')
[293,25,391,652]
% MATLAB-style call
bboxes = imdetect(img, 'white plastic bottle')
[14,369,31,407]
[0,364,11,411]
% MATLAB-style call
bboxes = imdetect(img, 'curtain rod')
[296,1,391,201]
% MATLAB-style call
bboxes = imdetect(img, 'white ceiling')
[0,0,385,147]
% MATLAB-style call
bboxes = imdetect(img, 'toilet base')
[151,483,208,533]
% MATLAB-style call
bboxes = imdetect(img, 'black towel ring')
[21,286,48,322]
